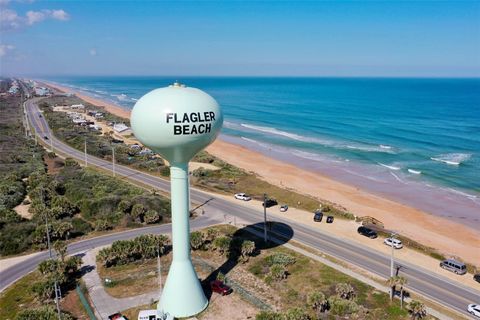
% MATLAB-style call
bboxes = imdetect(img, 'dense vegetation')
[0,85,171,256]
[98,234,170,267]
[0,85,46,255]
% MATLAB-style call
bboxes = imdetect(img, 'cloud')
[1,8,69,31]
[26,9,70,25]
[0,44,15,57]
[89,48,97,56]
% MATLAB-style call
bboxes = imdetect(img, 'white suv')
[384,238,403,249]
[234,193,251,201]
[468,304,480,318]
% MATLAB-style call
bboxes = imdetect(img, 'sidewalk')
[81,248,159,320]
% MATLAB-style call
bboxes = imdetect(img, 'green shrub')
[117,199,132,213]
[144,210,161,224]
[190,231,204,250]
[284,308,311,320]
[16,305,74,320]
[212,236,231,256]
[95,219,112,231]
[269,263,287,281]
[70,217,92,236]
[265,252,296,267]
[329,296,359,316]
[131,203,146,221]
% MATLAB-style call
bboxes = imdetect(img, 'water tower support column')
[158,163,208,317]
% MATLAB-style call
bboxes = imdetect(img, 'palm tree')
[240,240,255,262]
[308,291,329,315]
[53,240,67,263]
[397,276,408,309]
[335,282,355,300]
[408,300,427,319]
[386,276,397,301]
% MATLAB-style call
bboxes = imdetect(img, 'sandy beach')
[43,81,480,266]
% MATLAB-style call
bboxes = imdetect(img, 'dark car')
[108,313,128,320]
[313,211,323,222]
[262,198,278,208]
[474,274,480,283]
[357,226,378,239]
[39,114,42,118]
[210,280,232,295]
[326,216,334,223]
[43,135,49,140]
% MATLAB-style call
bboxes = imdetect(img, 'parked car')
[313,211,323,222]
[262,198,278,208]
[326,216,334,223]
[43,135,49,140]
[357,226,378,239]
[39,114,42,118]
[234,193,251,201]
[440,259,467,275]
[108,313,128,320]
[474,274,480,283]
[279,205,288,212]
[384,237,403,249]
[210,280,232,295]
[468,304,480,318]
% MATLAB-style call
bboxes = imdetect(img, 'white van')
[138,310,157,320]
[138,310,173,320]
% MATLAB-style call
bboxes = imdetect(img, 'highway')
[2,90,479,318]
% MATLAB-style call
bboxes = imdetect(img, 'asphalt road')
[2,93,478,318]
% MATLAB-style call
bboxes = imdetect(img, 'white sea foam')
[378,163,401,170]
[380,144,392,149]
[430,153,471,166]
[240,123,395,153]
[390,172,407,184]
[408,169,422,175]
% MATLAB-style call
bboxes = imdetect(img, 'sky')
[1,1,479,77]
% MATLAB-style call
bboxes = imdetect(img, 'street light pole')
[112,146,115,177]
[390,232,396,278]
[263,193,268,243]
[84,139,87,167]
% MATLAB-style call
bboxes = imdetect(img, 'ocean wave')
[390,172,407,184]
[380,144,393,150]
[240,123,395,153]
[291,150,342,163]
[378,163,401,170]
[408,169,422,175]
[240,136,272,149]
[447,188,478,201]
[430,153,471,166]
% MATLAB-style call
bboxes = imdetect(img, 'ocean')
[45,76,480,227]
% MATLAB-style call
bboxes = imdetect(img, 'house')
[70,104,85,110]
[113,123,129,133]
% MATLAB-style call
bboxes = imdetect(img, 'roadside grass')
[96,255,172,298]
[100,225,419,320]
[60,288,91,320]
[0,271,42,319]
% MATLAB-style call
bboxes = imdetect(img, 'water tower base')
[158,260,208,317]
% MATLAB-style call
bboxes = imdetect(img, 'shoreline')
[42,81,479,265]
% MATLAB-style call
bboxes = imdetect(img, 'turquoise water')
[45,77,480,225]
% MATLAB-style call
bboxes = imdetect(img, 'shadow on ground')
[201,221,294,301]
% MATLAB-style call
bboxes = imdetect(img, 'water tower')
[131,82,223,317]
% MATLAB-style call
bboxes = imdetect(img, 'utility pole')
[390,232,396,278]
[84,139,88,167]
[112,146,116,177]
[263,193,268,243]
[157,243,163,296]
[45,213,62,320]
[50,132,54,153]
